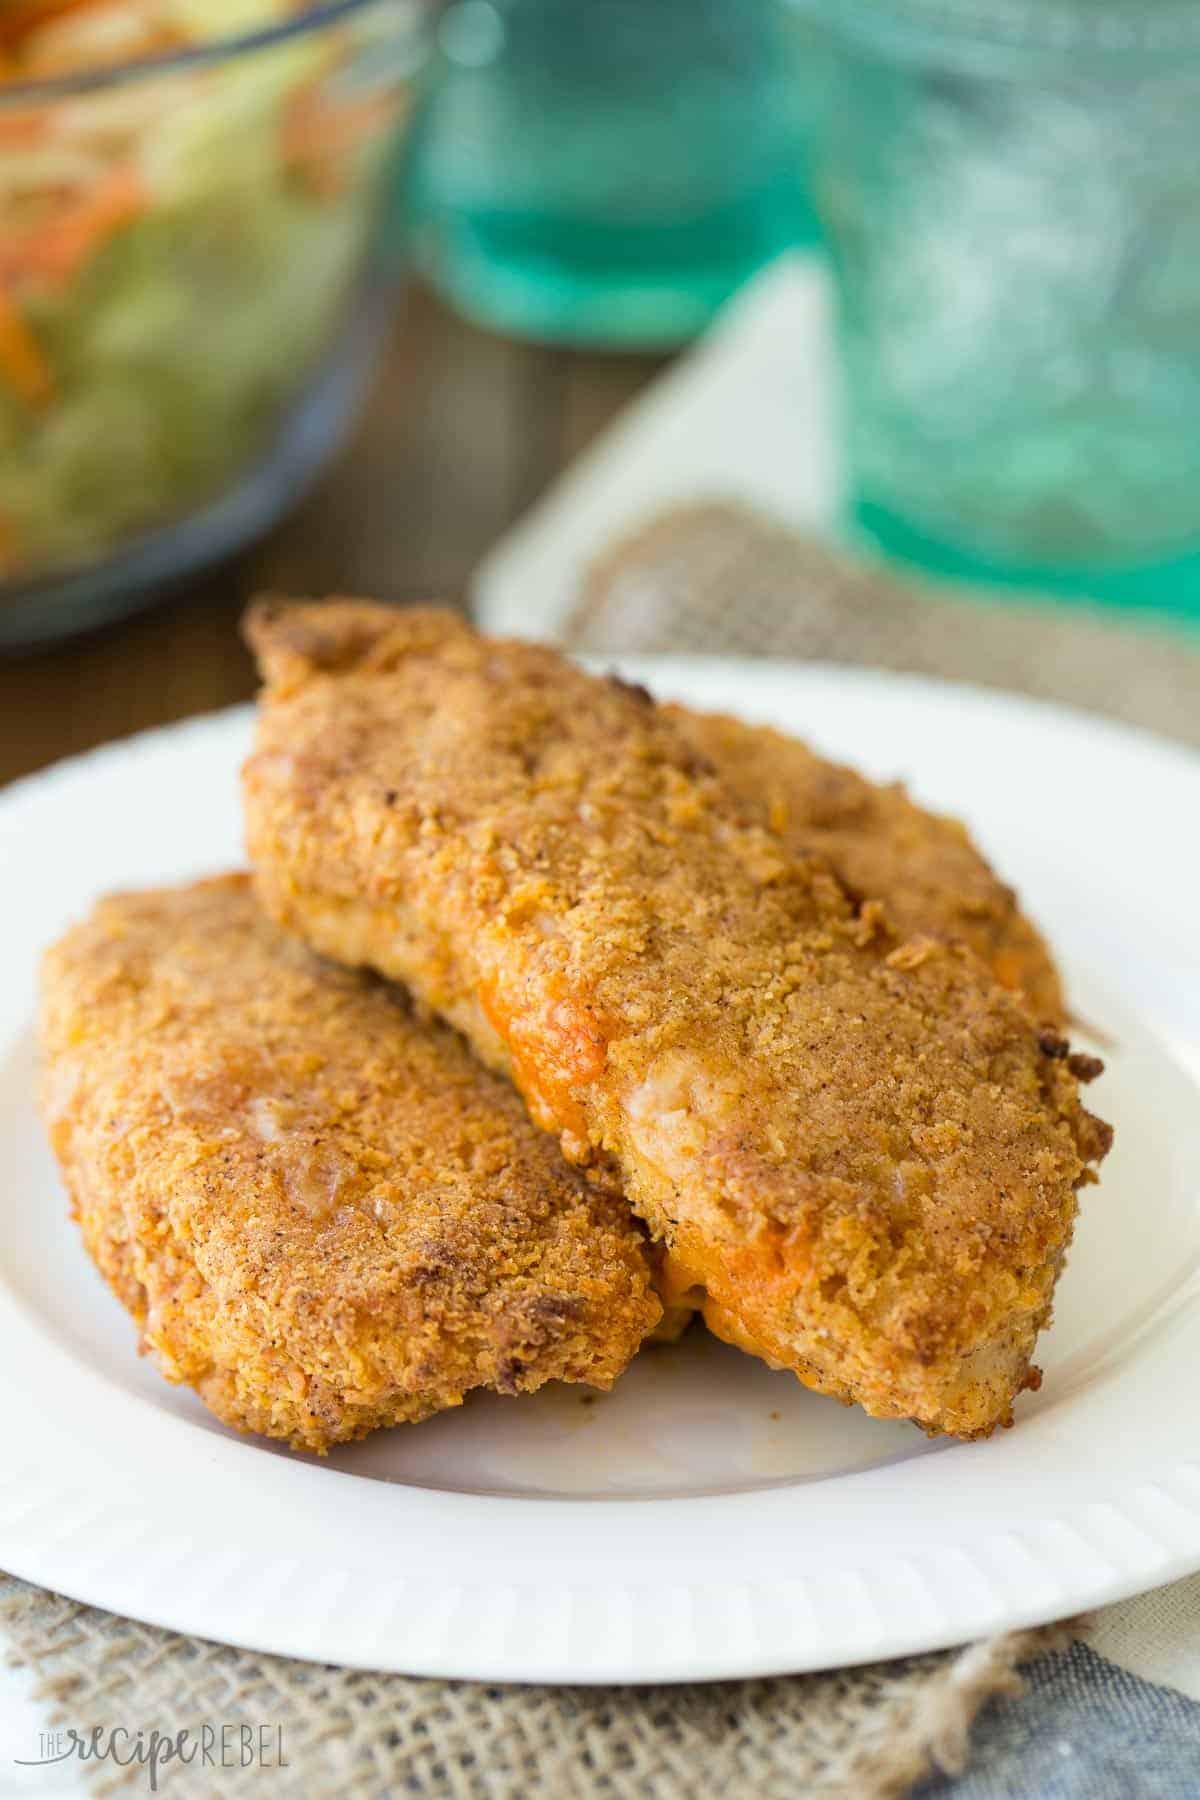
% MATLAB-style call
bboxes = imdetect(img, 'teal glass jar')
[790,0,1200,619]
[408,0,820,347]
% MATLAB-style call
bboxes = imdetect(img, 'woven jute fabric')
[0,1579,1075,1798]
[570,501,1200,747]
[5,503,1191,1797]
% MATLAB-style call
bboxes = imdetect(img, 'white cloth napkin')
[475,253,842,636]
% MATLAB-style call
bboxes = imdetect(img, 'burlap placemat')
[0,1581,1077,1798]
[570,502,1200,747]
[5,504,1196,1796]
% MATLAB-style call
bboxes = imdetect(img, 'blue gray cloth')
[924,1643,1200,1799]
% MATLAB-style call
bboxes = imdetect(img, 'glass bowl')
[0,0,435,648]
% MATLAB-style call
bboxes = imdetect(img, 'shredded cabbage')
[0,0,410,579]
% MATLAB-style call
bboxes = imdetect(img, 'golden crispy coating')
[671,710,1065,1023]
[243,602,1111,1439]
[39,875,660,1452]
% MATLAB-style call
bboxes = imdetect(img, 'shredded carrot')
[0,286,54,409]
[7,164,145,287]
[0,105,50,143]
[0,0,123,54]
[281,79,399,197]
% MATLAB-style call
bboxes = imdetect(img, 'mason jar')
[409,0,820,347]
[790,0,1200,616]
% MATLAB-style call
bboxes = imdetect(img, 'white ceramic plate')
[2,659,1199,1684]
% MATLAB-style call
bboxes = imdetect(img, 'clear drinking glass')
[409,0,821,348]
[792,0,1200,617]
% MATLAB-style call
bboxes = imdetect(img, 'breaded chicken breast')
[671,710,1064,1022]
[39,875,660,1452]
[243,602,1111,1439]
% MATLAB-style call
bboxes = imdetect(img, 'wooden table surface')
[0,282,666,788]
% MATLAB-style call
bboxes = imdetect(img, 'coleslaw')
[0,0,413,581]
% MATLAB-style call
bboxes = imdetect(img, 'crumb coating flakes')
[243,602,1111,1439]
[672,709,1065,1023]
[39,874,660,1451]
